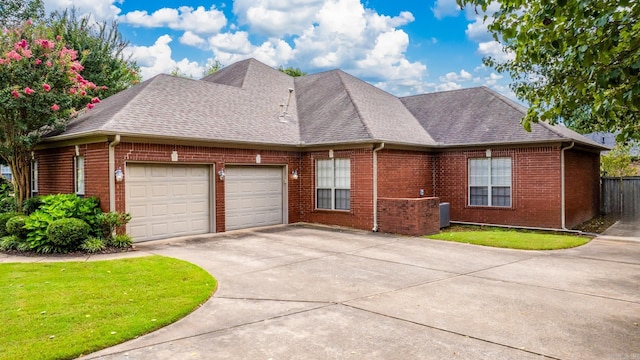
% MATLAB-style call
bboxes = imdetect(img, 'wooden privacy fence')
[601,177,640,218]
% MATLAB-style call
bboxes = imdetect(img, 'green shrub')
[112,234,133,248]
[22,195,43,215]
[0,212,20,237]
[97,212,132,242]
[0,235,21,250]
[80,237,106,253]
[0,179,16,213]
[6,215,28,239]
[24,194,102,252]
[46,218,90,250]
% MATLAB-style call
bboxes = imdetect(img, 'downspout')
[372,142,385,232]
[108,135,121,212]
[560,141,575,230]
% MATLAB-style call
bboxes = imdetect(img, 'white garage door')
[126,164,211,242]
[225,166,284,231]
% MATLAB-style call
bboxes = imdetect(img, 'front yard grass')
[0,255,216,360]
[428,225,591,250]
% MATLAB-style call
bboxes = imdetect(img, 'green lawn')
[0,255,216,360]
[428,227,591,250]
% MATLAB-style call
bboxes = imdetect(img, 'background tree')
[278,66,306,77]
[0,21,102,209]
[456,0,640,142]
[601,146,639,177]
[0,0,44,28]
[49,9,141,108]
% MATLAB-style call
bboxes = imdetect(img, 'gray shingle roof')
[400,86,604,148]
[47,58,605,150]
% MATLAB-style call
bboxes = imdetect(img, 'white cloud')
[432,0,461,19]
[233,0,325,37]
[477,41,515,62]
[208,32,294,67]
[440,69,472,82]
[44,0,121,20]
[180,31,206,47]
[435,81,462,92]
[119,6,227,34]
[484,72,503,85]
[123,35,203,79]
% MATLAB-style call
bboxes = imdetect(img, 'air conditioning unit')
[439,202,450,228]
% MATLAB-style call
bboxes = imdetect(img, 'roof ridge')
[101,74,164,131]
[478,86,527,115]
[335,70,375,140]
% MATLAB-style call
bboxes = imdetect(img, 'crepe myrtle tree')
[456,0,640,142]
[0,21,103,209]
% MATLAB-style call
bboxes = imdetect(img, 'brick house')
[35,58,605,241]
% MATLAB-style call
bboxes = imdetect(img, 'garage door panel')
[225,166,284,231]
[126,164,210,242]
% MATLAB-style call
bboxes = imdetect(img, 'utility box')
[439,202,450,228]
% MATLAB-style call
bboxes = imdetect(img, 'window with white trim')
[74,156,84,196]
[468,157,511,207]
[31,160,38,196]
[316,158,350,210]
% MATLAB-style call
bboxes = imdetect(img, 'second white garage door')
[225,166,284,231]
[126,164,211,242]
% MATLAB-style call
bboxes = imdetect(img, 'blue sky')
[42,0,513,98]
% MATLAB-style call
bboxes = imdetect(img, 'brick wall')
[377,149,433,198]
[434,146,564,228]
[377,197,440,236]
[36,147,76,196]
[564,149,600,228]
[299,148,374,231]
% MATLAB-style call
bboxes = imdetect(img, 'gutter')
[372,142,385,232]
[108,134,121,212]
[560,141,575,230]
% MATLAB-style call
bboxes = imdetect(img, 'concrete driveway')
[84,224,640,360]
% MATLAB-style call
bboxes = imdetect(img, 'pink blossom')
[21,49,32,58]
[87,103,95,110]
[25,20,32,26]
[7,50,21,61]
[24,87,35,95]
[91,97,101,104]
[15,39,27,49]
[101,85,108,90]
[56,35,62,41]
[35,39,54,50]
[68,88,77,95]
[51,104,60,111]
[46,60,52,67]
[42,83,51,92]
[0,59,5,65]
[11,90,20,98]
[80,90,87,96]
[34,58,42,65]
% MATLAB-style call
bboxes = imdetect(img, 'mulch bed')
[1,246,136,258]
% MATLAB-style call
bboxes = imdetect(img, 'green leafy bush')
[80,237,106,253]
[97,212,131,242]
[6,215,28,240]
[22,195,43,215]
[24,194,101,252]
[0,235,21,250]
[0,212,20,237]
[112,234,132,248]
[0,179,16,213]
[46,218,90,251]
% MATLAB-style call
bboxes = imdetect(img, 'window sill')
[314,208,351,213]
[466,205,513,210]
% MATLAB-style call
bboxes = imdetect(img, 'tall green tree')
[457,0,640,142]
[49,9,141,108]
[0,0,44,28]
[0,21,103,208]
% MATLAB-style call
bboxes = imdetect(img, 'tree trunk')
[8,149,30,212]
